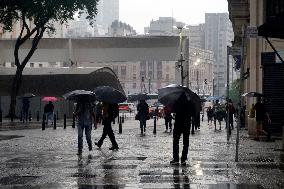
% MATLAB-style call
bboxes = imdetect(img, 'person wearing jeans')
[74,101,95,155]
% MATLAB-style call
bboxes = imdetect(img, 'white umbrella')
[94,86,126,103]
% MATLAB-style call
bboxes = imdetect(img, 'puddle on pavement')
[242,157,275,162]
[0,135,24,141]
[0,175,39,185]
[96,164,137,169]
[111,156,147,161]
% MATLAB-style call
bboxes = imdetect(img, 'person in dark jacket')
[253,97,271,140]
[137,99,149,135]
[95,102,119,150]
[164,106,173,132]
[170,93,192,166]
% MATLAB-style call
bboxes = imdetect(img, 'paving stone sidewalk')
[0,117,283,189]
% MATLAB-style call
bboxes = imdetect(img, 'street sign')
[246,26,258,38]
[231,47,242,55]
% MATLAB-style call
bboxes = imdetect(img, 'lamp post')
[194,58,201,95]
[177,24,185,86]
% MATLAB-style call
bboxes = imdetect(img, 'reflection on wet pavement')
[0,119,283,188]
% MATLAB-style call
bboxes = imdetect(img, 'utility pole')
[227,46,231,142]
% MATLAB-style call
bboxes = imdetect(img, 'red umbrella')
[42,96,58,102]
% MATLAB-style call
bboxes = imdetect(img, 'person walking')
[74,100,96,155]
[213,100,225,130]
[137,99,149,135]
[253,97,271,141]
[164,105,173,132]
[95,102,119,150]
[44,101,54,125]
[170,93,192,166]
[226,99,236,130]
[206,106,214,125]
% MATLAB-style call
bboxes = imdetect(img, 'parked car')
[119,103,135,113]
[149,105,164,118]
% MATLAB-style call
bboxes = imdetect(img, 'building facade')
[205,13,234,97]
[228,0,284,134]
[81,61,177,95]
[188,46,214,96]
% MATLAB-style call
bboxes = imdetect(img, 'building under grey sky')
[205,13,234,97]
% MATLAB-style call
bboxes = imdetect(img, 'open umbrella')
[18,93,35,99]
[242,92,265,97]
[63,90,96,101]
[94,86,126,103]
[42,96,58,102]
[158,84,191,111]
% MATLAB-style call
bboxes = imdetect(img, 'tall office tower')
[205,13,234,97]
[94,0,119,35]
[186,24,205,49]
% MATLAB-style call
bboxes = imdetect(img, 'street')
[0,117,283,189]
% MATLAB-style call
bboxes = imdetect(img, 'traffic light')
[204,79,207,85]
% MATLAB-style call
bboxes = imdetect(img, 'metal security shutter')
[262,63,284,135]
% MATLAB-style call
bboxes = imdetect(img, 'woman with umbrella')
[137,99,149,135]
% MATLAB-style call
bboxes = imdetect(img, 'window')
[11,62,15,67]
[39,64,43,68]
[30,63,34,67]
[132,83,136,89]
[133,74,136,80]
[121,66,126,79]
[166,74,169,81]
[113,65,118,75]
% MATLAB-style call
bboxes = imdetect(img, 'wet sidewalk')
[0,117,283,189]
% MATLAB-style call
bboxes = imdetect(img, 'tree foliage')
[229,79,240,104]
[0,0,99,118]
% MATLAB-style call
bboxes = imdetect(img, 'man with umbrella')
[63,90,96,156]
[158,84,195,165]
[94,86,126,150]
[171,93,192,165]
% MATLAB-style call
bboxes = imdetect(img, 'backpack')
[111,103,119,120]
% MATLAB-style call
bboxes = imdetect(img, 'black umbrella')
[158,84,191,111]
[94,86,126,103]
[18,93,36,99]
[242,92,265,97]
[63,90,96,101]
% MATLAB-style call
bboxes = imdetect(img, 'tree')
[0,0,99,119]
[229,79,240,104]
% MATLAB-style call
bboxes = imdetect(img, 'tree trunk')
[7,68,23,120]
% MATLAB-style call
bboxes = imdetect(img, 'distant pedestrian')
[95,102,119,150]
[22,98,30,123]
[170,93,192,166]
[137,99,149,135]
[253,97,271,141]
[95,102,103,125]
[44,101,54,125]
[226,99,236,130]
[213,100,225,130]
[74,100,96,155]
[206,106,214,125]
[164,106,173,132]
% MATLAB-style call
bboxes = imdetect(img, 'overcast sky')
[119,0,229,34]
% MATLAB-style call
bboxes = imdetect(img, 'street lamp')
[194,59,200,95]
[176,23,185,86]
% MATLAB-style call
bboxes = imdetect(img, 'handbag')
[135,114,139,120]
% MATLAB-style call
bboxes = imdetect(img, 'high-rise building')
[146,17,177,35]
[205,13,234,96]
[185,24,205,49]
[93,0,119,35]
